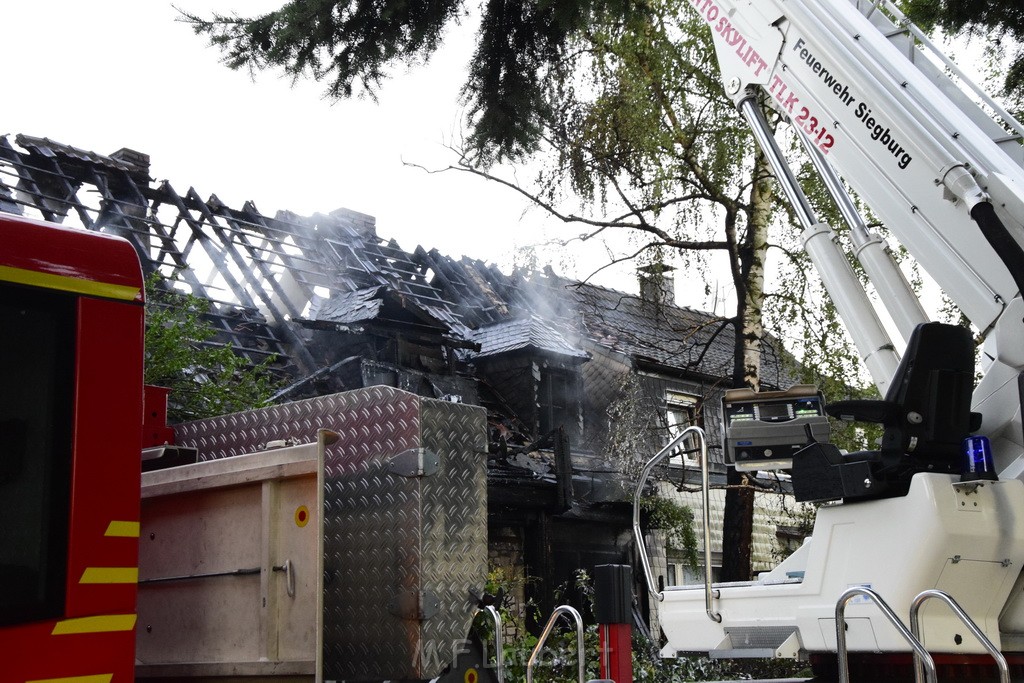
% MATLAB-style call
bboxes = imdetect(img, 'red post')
[595,564,633,683]
[599,622,633,683]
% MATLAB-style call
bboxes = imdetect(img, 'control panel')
[723,384,830,471]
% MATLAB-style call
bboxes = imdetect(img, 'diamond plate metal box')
[175,386,488,680]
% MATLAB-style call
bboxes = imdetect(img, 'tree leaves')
[182,0,462,98]
[900,0,1024,103]
[183,0,650,162]
[144,275,280,422]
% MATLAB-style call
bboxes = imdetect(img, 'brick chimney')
[638,264,676,307]
[109,147,151,175]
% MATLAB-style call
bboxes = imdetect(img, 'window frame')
[664,390,700,460]
[537,365,577,438]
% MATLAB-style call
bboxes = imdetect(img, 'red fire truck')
[1,213,144,681]
[0,211,494,683]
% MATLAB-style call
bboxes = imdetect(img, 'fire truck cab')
[1,213,144,681]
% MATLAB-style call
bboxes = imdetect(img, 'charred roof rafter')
[0,136,81,223]
[0,132,793,415]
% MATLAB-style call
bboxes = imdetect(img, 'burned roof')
[16,134,150,175]
[0,132,794,391]
[311,286,388,325]
[309,285,451,332]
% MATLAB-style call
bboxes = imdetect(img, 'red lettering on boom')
[692,0,770,81]
[769,74,836,155]
[691,0,824,148]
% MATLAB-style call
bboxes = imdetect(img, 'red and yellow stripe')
[0,265,140,301]
[27,675,114,683]
[51,614,137,636]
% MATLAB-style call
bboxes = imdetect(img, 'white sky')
[5,1,649,295]
[7,3,998,327]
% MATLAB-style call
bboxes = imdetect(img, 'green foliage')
[465,0,645,164]
[899,0,1024,102]
[631,630,732,683]
[182,0,461,99]
[481,567,600,683]
[632,647,811,682]
[483,566,809,683]
[640,495,699,571]
[183,0,649,163]
[144,274,280,422]
[548,3,755,226]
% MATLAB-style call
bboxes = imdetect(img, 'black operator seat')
[791,322,980,503]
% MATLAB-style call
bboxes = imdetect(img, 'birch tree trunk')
[720,146,773,582]
[742,150,771,392]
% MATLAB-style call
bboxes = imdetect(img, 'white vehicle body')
[660,0,1024,662]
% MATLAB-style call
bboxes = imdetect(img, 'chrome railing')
[526,605,586,683]
[910,589,1009,683]
[631,426,719,622]
[475,604,505,683]
[835,586,935,683]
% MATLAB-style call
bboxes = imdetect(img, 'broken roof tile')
[311,286,386,324]
[469,316,589,361]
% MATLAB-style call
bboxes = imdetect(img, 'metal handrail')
[526,605,586,683]
[475,605,505,683]
[910,589,1009,683]
[632,426,719,622]
[835,586,936,683]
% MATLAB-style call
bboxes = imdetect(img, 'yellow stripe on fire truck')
[103,521,140,537]
[26,675,113,683]
[50,614,137,635]
[79,567,139,584]
[0,265,140,301]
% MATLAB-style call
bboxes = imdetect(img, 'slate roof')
[422,259,793,389]
[572,282,731,375]
[312,286,385,324]
[469,316,590,361]
[569,281,793,388]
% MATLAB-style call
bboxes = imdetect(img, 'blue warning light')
[961,435,997,482]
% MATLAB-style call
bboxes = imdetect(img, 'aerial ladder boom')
[654,0,1024,672]
[693,0,1024,469]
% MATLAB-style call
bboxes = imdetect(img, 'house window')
[538,367,575,437]
[776,525,809,558]
[666,560,716,587]
[665,391,698,460]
